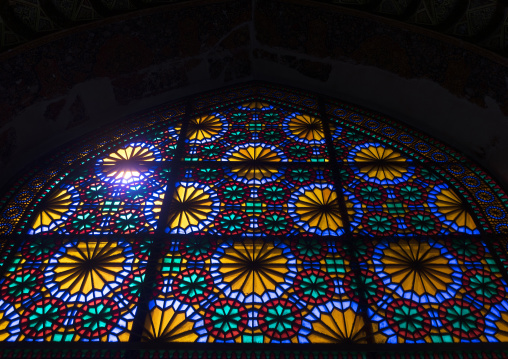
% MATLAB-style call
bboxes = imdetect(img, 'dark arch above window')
[0,83,508,357]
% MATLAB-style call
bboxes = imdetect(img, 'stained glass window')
[0,84,508,358]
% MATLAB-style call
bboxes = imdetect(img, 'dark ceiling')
[1,0,508,193]
[1,0,508,56]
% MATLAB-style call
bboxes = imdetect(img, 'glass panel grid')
[142,238,367,344]
[184,102,328,163]
[360,236,508,343]
[0,237,149,342]
[0,85,506,354]
[164,165,346,237]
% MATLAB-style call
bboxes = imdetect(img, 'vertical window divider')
[127,100,194,346]
[319,96,376,348]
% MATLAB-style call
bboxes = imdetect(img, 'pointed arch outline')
[0,83,508,351]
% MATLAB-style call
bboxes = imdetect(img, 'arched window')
[1,84,508,357]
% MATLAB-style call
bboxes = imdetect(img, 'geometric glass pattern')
[0,237,147,342]
[0,84,508,358]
